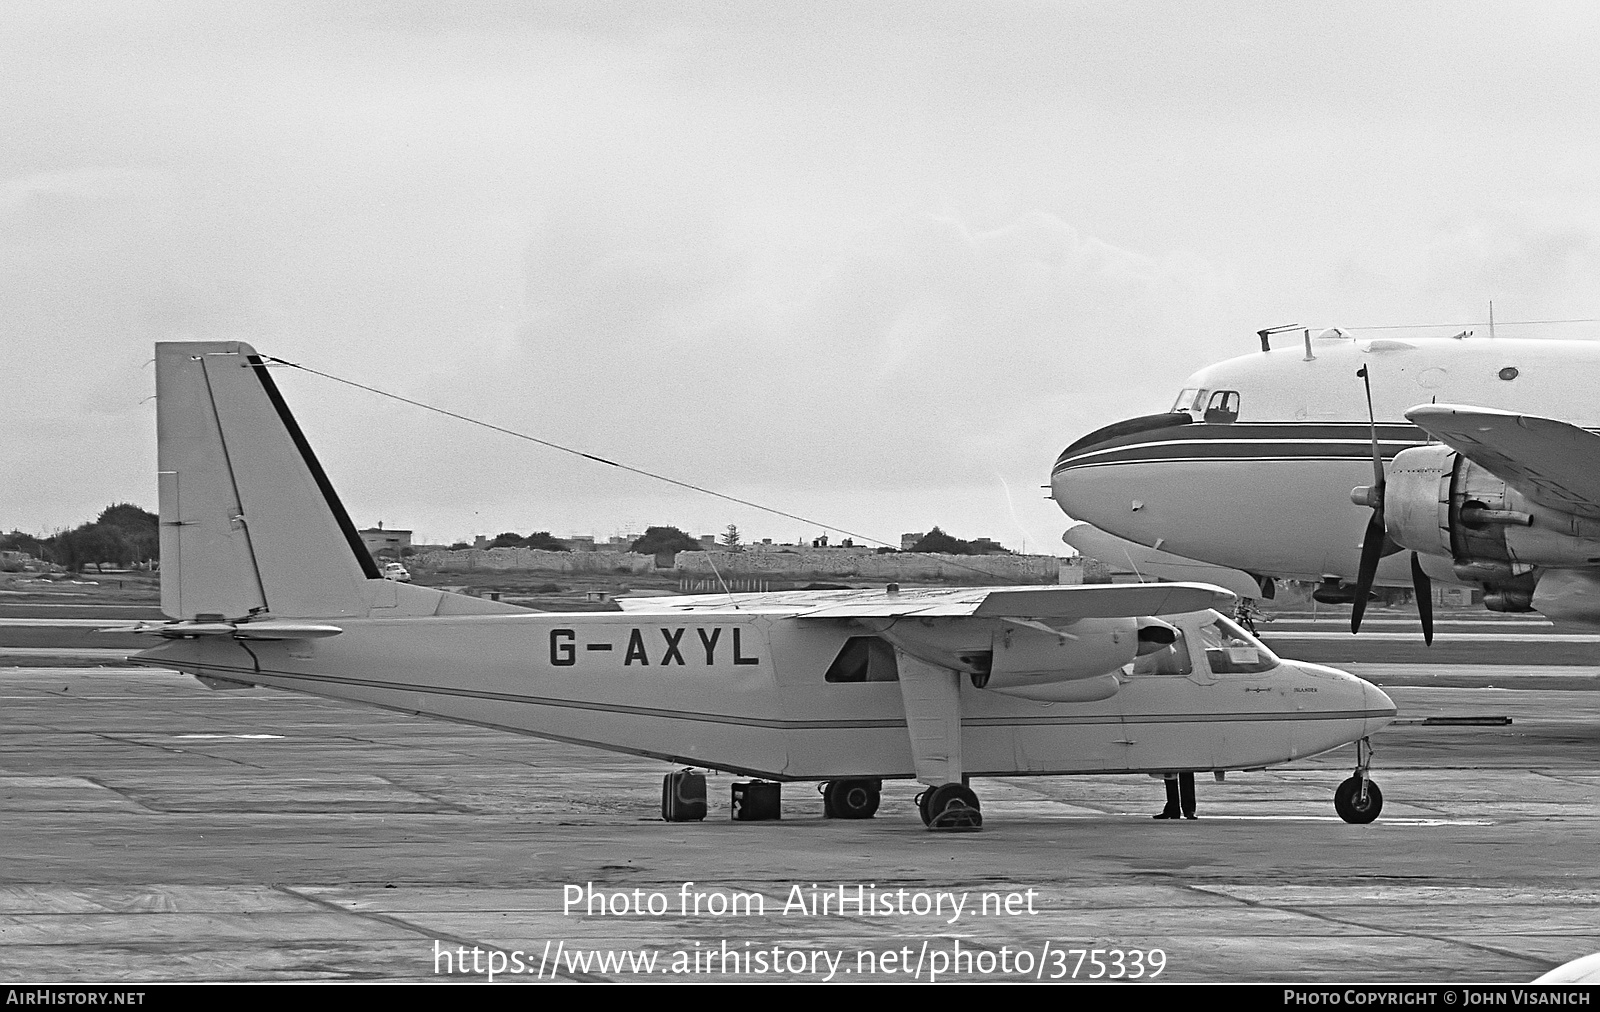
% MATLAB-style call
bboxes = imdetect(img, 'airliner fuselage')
[1052,333,1600,588]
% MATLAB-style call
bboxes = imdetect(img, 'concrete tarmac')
[3,663,1598,983]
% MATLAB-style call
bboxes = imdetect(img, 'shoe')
[1183,813,1198,820]
[1153,810,1180,819]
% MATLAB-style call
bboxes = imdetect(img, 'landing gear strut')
[916,782,983,831]
[1334,736,1384,824]
[821,778,882,819]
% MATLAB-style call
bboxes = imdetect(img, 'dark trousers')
[1163,772,1196,816]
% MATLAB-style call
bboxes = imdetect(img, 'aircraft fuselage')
[1052,335,1600,585]
[138,608,1392,781]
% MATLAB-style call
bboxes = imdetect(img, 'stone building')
[359,523,411,559]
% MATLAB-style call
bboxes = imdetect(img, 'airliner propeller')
[1411,551,1433,645]
[1348,365,1434,645]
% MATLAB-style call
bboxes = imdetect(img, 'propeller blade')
[1350,511,1386,634]
[1356,365,1384,490]
[1350,363,1392,638]
[1411,552,1434,646]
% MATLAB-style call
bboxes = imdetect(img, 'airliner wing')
[1407,404,1600,519]
[1061,520,1266,599]
[617,582,1234,619]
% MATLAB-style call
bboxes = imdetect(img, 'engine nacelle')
[1384,443,1456,557]
[1385,444,1600,572]
[982,673,1122,703]
[862,616,1139,689]
[983,616,1138,688]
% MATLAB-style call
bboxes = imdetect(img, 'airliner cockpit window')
[1199,615,1277,675]
[1171,388,1203,415]
[1203,390,1240,423]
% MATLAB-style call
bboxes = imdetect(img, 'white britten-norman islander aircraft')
[119,342,1397,830]
[1052,328,1600,642]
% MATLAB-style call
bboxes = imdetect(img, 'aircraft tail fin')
[156,342,383,620]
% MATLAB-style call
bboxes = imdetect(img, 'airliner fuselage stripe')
[1052,420,1600,477]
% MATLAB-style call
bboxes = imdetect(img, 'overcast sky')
[6,2,1600,551]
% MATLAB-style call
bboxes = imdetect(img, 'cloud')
[435,194,1230,493]
[6,2,1600,548]
[1424,217,1600,315]
[0,166,171,211]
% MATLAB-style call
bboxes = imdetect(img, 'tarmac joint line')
[1172,878,1554,971]
[273,885,611,983]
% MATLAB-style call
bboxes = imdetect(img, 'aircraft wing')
[1061,520,1265,599]
[618,582,1233,619]
[1407,404,1600,519]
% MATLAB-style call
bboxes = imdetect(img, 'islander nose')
[1361,679,1398,735]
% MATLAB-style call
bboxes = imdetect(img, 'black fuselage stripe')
[140,658,1392,729]
[1053,441,1425,475]
[1053,421,1600,474]
[1054,423,1427,467]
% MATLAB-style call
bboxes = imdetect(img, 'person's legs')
[1179,771,1197,819]
[1154,776,1181,818]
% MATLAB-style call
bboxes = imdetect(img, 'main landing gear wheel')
[918,783,982,832]
[821,779,882,819]
[1334,736,1384,824]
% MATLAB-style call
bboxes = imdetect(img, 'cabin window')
[1203,390,1240,424]
[824,636,900,682]
[1198,615,1277,675]
[1128,629,1192,677]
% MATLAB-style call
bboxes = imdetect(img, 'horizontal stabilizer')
[103,620,344,640]
[1408,404,1600,519]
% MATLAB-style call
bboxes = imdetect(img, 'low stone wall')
[411,548,656,574]
[675,550,1059,584]
[410,546,1063,583]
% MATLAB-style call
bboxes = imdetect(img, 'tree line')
[476,527,706,555]
[906,527,1012,556]
[2,512,1011,574]
[1,504,159,573]
[475,525,1008,556]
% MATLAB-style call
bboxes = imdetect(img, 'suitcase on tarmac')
[662,770,708,822]
[731,780,781,821]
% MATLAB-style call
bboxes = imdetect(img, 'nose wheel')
[1334,736,1384,824]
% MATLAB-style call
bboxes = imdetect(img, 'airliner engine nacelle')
[1385,444,1600,581]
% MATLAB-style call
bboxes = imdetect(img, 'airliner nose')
[1050,410,1193,526]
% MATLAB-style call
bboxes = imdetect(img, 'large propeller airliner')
[113,342,1397,830]
[1052,327,1600,642]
